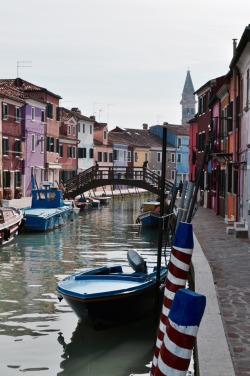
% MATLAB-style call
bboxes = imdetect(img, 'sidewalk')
[192,206,250,376]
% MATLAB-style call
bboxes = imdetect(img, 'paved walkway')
[192,207,250,376]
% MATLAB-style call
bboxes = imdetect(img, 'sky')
[1,0,250,129]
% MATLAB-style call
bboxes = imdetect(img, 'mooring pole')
[155,126,167,318]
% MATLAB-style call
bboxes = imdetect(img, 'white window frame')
[68,125,71,135]
[72,125,76,136]
[40,136,44,153]
[3,103,8,120]
[15,106,21,123]
[31,107,35,121]
[171,153,175,163]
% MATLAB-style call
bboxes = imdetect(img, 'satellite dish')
[127,250,147,273]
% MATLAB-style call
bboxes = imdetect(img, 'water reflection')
[57,314,157,376]
[0,195,167,376]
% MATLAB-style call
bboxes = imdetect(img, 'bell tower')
[180,70,196,125]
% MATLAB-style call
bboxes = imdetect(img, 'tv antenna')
[17,61,32,77]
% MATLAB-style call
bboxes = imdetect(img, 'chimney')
[142,123,148,130]
[71,107,81,115]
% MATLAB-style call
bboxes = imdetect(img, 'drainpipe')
[232,38,237,220]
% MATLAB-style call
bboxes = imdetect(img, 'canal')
[0,194,174,376]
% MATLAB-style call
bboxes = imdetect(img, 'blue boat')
[56,250,167,325]
[22,182,73,232]
[137,201,161,228]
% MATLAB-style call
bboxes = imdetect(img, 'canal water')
[0,195,193,376]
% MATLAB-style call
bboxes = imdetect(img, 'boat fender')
[3,228,11,241]
[58,215,63,226]
[70,211,74,221]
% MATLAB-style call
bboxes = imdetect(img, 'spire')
[180,70,197,125]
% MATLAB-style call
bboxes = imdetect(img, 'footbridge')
[64,166,174,199]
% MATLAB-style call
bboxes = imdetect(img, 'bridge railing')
[64,166,173,196]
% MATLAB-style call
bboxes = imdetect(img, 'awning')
[46,163,62,169]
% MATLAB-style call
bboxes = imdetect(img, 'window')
[2,138,9,156]
[109,153,113,163]
[67,146,72,158]
[72,125,76,136]
[41,110,45,123]
[98,151,102,162]
[68,125,71,135]
[82,124,85,133]
[47,103,53,119]
[56,107,60,121]
[103,152,108,162]
[177,138,182,148]
[78,123,80,132]
[113,149,118,160]
[198,94,206,115]
[104,130,107,140]
[3,171,10,188]
[72,147,76,158]
[157,152,161,163]
[46,137,54,152]
[171,170,176,180]
[3,103,8,120]
[90,125,92,134]
[31,107,35,121]
[171,153,175,163]
[197,132,205,152]
[31,134,35,152]
[127,151,131,162]
[40,136,44,153]
[89,148,93,158]
[59,144,63,157]
[14,139,21,157]
[135,152,138,162]
[78,148,84,158]
[15,171,21,187]
[15,106,21,122]
[177,153,182,163]
[124,151,126,161]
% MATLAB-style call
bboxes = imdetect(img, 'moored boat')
[136,201,161,228]
[74,195,92,211]
[21,182,73,232]
[0,206,23,246]
[56,250,167,325]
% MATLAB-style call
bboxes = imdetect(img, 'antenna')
[17,60,32,77]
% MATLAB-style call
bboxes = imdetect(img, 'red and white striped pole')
[151,222,194,375]
[154,288,206,376]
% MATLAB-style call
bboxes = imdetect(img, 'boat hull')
[22,207,72,232]
[57,265,167,325]
[138,211,160,228]
[0,207,23,246]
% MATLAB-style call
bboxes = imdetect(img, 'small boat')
[136,201,161,228]
[0,206,23,246]
[96,194,111,205]
[56,250,167,325]
[87,197,100,208]
[63,200,81,215]
[74,195,92,211]
[21,182,73,232]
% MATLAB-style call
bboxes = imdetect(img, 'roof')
[0,78,62,99]
[109,127,174,148]
[230,25,250,67]
[60,107,93,122]
[0,83,28,104]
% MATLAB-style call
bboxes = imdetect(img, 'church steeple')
[180,70,196,125]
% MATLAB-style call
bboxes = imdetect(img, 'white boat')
[0,206,23,246]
